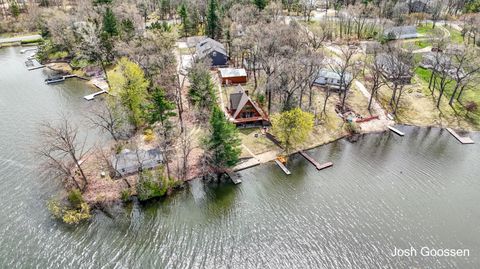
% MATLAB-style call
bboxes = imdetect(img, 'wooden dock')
[45,74,87,84]
[84,90,107,101]
[299,151,333,170]
[27,65,45,71]
[274,159,291,175]
[388,126,405,136]
[446,128,474,144]
[20,48,37,54]
[226,171,242,184]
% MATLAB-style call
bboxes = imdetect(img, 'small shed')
[112,148,163,177]
[218,68,247,84]
[361,41,382,54]
[384,26,418,40]
[313,69,353,91]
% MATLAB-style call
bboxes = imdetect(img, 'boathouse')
[228,86,269,127]
[218,68,247,85]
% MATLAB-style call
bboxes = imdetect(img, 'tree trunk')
[449,82,460,106]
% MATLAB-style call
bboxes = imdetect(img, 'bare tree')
[376,47,414,115]
[176,129,194,181]
[37,116,90,191]
[366,49,386,111]
[449,46,480,106]
[88,100,132,142]
[329,47,357,111]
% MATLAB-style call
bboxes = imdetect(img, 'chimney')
[245,90,249,96]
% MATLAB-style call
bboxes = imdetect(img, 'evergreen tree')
[203,106,241,174]
[148,88,177,178]
[94,0,113,5]
[10,1,20,19]
[178,3,190,37]
[188,62,216,109]
[102,7,118,37]
[206,0,219,39]
[253,0,267,10]
[148,88,177,126]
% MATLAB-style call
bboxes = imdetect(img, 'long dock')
[45,74,87,84]
[226,171,242,184]
[299,151,333,170]
[388,126,405,136]
[446,128,474,144]
[84,90,107,101]
[274,159,291,175]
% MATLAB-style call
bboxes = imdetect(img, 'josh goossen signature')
[391,246,470,257]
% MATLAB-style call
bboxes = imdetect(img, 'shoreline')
[230,123,477,176]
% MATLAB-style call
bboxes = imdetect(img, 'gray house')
[313,69,353,91]
[195,38,228,67]
[384,25,418,40]
[112,148,163,177]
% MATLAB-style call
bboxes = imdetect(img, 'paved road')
[0,34,42,44]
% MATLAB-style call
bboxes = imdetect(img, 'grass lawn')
[237,128,277,157]
[415,40,431,49]
[416,23,434,35]
[445,25,464,44]
[375,67,480,130]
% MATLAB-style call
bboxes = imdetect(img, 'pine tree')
[253,0,267,10]
[148,88,177,126]
[203,106,241,174]
[206,0,219,39]
[178,3,190,37]
[148,88,177,178]
[102,7,118,37]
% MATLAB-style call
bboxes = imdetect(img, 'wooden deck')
[84,90,107,101]
[226,171,242,184]
[446,128,474,144]
[388,126,405,136]
[299,151,333,170]
[274,160,291,175]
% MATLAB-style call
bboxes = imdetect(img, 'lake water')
[1,46,479,268]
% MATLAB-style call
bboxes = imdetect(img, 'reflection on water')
[1,46,480,268]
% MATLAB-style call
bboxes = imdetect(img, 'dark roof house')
[112,148,163,177]
[228,86,269,127]
[384,25,418,39]
[313,69,353,91]
[195,37,228,67]
[409,0,431,13]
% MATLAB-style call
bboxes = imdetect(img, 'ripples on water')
[1,47,479,268]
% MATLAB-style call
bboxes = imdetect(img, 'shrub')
[465,101,478,116]
[120,189,131,202]
[67,189,84,208]
[345,121,360,134]
[20,38,43,45]
[137,167,178,201]
[47,198,91,225]
[144,128,155,143]
[70,57,91,69]
[48,51,69,60]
